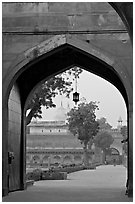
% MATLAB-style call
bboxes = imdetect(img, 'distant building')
[26,103,98,171]
[26,104,125,171]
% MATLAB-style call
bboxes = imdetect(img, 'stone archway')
[3,34,131,118]
[32,155,40,164]
[2,34,132,196]
[42,156,49,168]
[53,155,61,165]
[74,155,82,165]
[106,148,120,165]
[42,156,49,164]
[63,155,72,165]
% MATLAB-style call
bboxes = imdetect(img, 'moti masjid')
[2,2,133,198]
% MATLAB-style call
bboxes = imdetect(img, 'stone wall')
[3,2,132,82]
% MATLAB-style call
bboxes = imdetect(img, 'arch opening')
[11,40,128,111]
[2,1,133,199]
[5,35,130,197]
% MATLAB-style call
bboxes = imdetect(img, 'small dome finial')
[117,116,123,130]
[118,116,123,123]
[54,101,67,121]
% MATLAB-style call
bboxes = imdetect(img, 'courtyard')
[2,165,132,202]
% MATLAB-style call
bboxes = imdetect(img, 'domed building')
[54,101,67,121]
[26,103,125,171]
[26,102,97,171]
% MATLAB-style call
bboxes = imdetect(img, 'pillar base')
[2,188,9,197]
[20,182,27,190]
[127,189,133,197]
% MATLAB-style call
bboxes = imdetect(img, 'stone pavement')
[2,165,133,202]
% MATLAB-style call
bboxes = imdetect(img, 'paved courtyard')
[2,165,132,202]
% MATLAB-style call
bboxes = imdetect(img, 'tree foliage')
[121,125,127,139]
[94,131,114,150]
[121,125,127,154]
[67,102,99,166]
[67,102,99,147]
[97,117,112,131]
[26,67,82,125]
[94,131,114,164]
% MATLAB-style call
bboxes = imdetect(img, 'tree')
[94,131,114,163]
[121,125,128,154]
[97,117,112,131]
[121,125,127,140]
[26,67,82,125]
[67,102,99,166]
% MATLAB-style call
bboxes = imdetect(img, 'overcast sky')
[40,69,127,128]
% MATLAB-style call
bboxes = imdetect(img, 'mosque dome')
[54,102,67,121]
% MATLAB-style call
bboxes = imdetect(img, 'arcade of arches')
[26,109,125,169]
[2,2,133,197]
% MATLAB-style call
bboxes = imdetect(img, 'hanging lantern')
[73,68,80,104]
[73,91,79,104]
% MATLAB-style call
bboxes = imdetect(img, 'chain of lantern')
[73,68,79,105]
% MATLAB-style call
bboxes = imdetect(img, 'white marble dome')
[54,102,67,121]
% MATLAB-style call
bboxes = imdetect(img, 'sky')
[39,69,127,128]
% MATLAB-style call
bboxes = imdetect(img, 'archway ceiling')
[16,35,128,108]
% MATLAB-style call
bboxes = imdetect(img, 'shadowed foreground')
[3,165,132,202]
